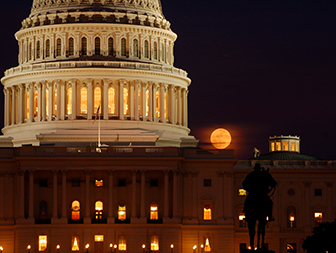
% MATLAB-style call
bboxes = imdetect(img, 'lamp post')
[193,245,197,253]
[109,244,113,253]
[27,245,31,253]
[142,244,146,253]
[170,244,174,253]
[113,244,117,253]
[85,244,89,253]
[56,245,60,253]
[0,246,3,253]
[200,244,204,253]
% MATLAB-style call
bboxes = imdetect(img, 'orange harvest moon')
[210,128,232,149]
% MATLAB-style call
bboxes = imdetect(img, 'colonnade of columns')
[3,79,188,128]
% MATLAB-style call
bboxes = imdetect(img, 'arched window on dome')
[56,38,62,57]
[155,90,160,118]
[36,41,41,59]
[95,37,101,56]
[26,91,29,119]
[146,90,149,117]
[95,201,103,220]
[71,200,80,220]
[123,87,129,115]
[144,40,149,59]
[34,90,38,118]
[133,39,138,58]
[45,39,50,58]
[121,38,126,57]
[69,37,74,57]
[108,87,115,115]
[53,88,57,116]
[81,37,87,56]
[66,88,72,115]
[108,37,114,56]
[94,87,101,114]
[80,87,87,114]
[287,205,297,228]
[153,42,158,60]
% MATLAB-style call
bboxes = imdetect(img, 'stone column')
[42,81,47,121]
[163,170,169,219]
[52,170,58,219]
[173,170,178,218]
[148,82,153,122]
[56,80,62,120]
[71,79,77,120]
[130,81,135,120]
[103,79,109,120]
[217,171,225,223]
[131,170,137,219]
[141,83,147,119]
[61,170,67,221]
[29,83,34,122]
[87,78,93,120]
[11,87,15,125]
[119,79,125,120]
[160,84,165,122]
[37,82,42,121]
[84,170,91,223]
[3,89,8,126]
[140,170,146,219]
[19,84,24,124]
[134,80,140,121]
[48,82,53,121]
[169,85,175,124]
[28,170,34,220]
[108,170,114,223]
[326,182,334,221]
[182,89,188,127]
[303,181,311,232]
[177,87,181,125]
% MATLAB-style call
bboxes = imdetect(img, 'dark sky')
[1,0,336,159]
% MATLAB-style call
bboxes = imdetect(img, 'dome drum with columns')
[1,0,198,147]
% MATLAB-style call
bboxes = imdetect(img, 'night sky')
[0,0,335,159]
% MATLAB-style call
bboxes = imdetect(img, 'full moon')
[210,128,232,149]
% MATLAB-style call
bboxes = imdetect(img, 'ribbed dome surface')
[252,151,318,161]
[30,0,163,18]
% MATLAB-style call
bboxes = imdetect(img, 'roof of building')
[252,151,318,161]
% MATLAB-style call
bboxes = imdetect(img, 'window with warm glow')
[71,200,80,220]
[46,89,49,116]
[150,202,158,220]
[283,142,289,151]
[271,142,275,151]
[95,37,101,55]
[108,87,115,114]
[296,143,299,152]
[144,40,149,58]
[164,92,168,119]
[118,203,126,220]
[69,38,74,56]
[146,90,149,117]
[94,235,104,242]
[56,38,61,57]
[26,92,29,119]
[290,142,295,151]
[133,39,138,57]
[95,179,103,187]
[239,213,246,227]
[204,238,211,252]
[95,201,103,220]
[81,37,87,56]
[239,189,247,196]
[53,89,57,116]
[286,243,296,253]
[121,38,126,57]
[118,235,126,251]
[150,235,159,251]
[153,42,158,60]
[80,87,87,114]
[38,235,47,251]
[46,39,50,58]
[34,90,38,117]
[287,205,296,228]
[203,204,212,220]
[123,88,129,115]
[156,91,160,118]
[138,88,141,115]
[67,88,72,115]
[314,212,322,225]
[71,236,80,251]
[276,142,281,151]
[94,87,101,114]
[108,37,113,56]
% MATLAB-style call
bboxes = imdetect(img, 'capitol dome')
[1,0,197,147]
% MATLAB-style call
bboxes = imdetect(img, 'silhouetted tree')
[302,219,336,253]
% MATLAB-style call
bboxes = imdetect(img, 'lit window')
[46,89,49,117]
[290,142,295,151]
[71,236,80,251]
[150,202,158,220]
[144,40,149,58]
[46,39,50,58]
[95,37,101,55]
[150,235,159,251]
[95,201,103,220]
[56,38,61,57]
[156,91,160,118]
[94,87,101,114]
[67,88,72,115]
[133,39,138,57]
[71,200,80,220]
[314,212,322,225]
[164,92,168,119]
[286,243,296,253]
[153,42,157,60]
[146,90,149,117]
[276,142,281,151]
[121,38,126,57]
[26,92,29,119]
[203,204,212,220]
[118,203,126,220]
[271,142,275,152]
[69,38,74,56]
[53,89,57,116]
[108,87,115,114]
[296,143,299,152]
[94,235,104,242]
[123,88,129,115]
[81,37,87,56]
[39,235,47,251]
[95,179,103,187]
[108,37,113,56]
[34,90,38,117]
[283,142,289,151]
[138,88,141,115]
[239,213,246,227]
[239,189,247,196]
[204,238,211,252]
[118,235,126,251]
[80,87,87,114]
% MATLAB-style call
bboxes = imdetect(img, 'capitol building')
[0,0,335,253]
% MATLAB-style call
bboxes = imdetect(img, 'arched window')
[71,200,80,220]
[121,38,126,56]
[45,39,50,58]
[133,39,138,57]
[94,87,101,114]
[53,88,57,116]
[203,204,212,220]
[108,87,115,114]
[150,202,158,220]
[144,40,149,58]
[118,235,126,251]
[81,37,87,56]
[155,90,160,118]
[56,38,62,57]
[123,87,129,115]
[95,37,100,55]
[71,236,80,251]
[118,202,126,220]
[39,201,48,219]
[36,41,40,59]
[95,201,103,220]
[108,37,114,56]
[80,87,87,114]
[153,42,157,60]
[150,235,159,251]
[34,90,38,117]
[69,37,74,56]
[26,92,29,119]
[287,205,297,228]
[66,88,72,115]
[204,238,211,252]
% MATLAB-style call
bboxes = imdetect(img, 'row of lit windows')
[22,36,170,63]
[270,141,299,152]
